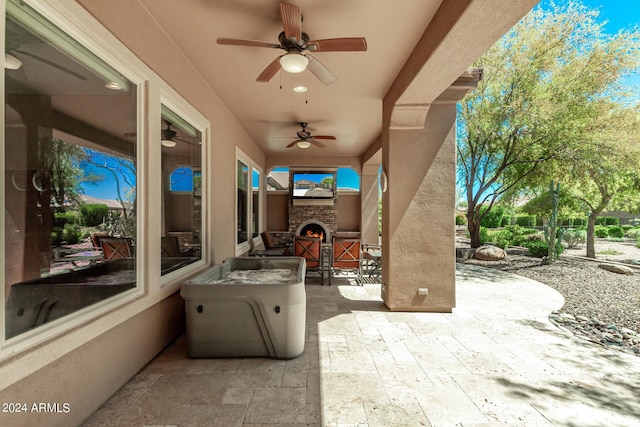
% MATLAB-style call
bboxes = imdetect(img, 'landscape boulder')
[473,245,506,261]
[598,263,635,275]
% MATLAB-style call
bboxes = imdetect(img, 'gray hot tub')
[181,257,306,359]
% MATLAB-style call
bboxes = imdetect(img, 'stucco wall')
[337,192,362,232]
[0,293,185,427]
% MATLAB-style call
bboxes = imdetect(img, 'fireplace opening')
[299,223,327,242]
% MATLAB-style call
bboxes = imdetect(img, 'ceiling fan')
[217,2,367,85]
[123,120,200,147]
[285,122,336,148]
[5,28,87,80]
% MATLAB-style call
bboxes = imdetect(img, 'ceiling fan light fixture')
[280,53,308,73]
[5,53,22,70]
[105,81,122,90]
[161,139,177,147]
[296,140,311,149]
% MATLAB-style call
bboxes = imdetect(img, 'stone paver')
[83,265,640,426]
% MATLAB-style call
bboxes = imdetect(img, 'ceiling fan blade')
[312,135,336,140]
[14,49,88,81]
[309,138,326,148]
[256,57,283,82]
[286,140,301,148]
[175,136,201,146]
[308,38,367,52]
[305,55,336,85]
[279,2,302,42]
[216,38,280,49]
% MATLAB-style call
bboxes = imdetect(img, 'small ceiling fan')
[217,2,367,85]
[285,122,336,148]
[5,28,87,80]
[123,120,199,147]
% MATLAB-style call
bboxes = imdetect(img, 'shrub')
[486,229,511,249]
[607,217,620,226]
[526,240,549,258]
[563,228,586,248]
[637,237,640,249]
[515,215,537,227]
[479,226,489,245]
[595,216,619,226]
[607,225,624,239]
[51,226,63,246]
[500,215,511,227]
[80,204,109,227]
[483,225,539,249]
[573,217,586,226]
[479,205,504,228]
[622,225,633,232]
[526,238,563,258]
[455,214,466,225]
[594,225,609,238]
[625,228,640,239]
[62,224,81,244]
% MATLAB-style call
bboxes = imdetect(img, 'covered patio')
[1,1,553,425]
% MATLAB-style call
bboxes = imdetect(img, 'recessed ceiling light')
[293,85,308,93]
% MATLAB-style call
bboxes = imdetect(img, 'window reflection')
[252,168,260,238]
[161,107,202,271]
[4,2,137,338]
[237,160,248,244]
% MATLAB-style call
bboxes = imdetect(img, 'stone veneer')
[288,171,338,238]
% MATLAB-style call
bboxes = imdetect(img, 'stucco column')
[360,164,380,245]
[381,103,457,312]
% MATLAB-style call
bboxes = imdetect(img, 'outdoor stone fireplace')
[296,220,331,242]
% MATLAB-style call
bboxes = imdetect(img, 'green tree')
[37,137,89,211]
[457,1,640,247]
[555,102,640,258]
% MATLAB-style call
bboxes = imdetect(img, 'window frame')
[158,92,209,288]
[235,147,262,255]
[1,0,147,353]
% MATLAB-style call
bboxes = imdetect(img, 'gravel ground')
[459,240,640,356]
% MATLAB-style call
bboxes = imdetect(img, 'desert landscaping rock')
[598,263,635,275]
[473,245,506,261]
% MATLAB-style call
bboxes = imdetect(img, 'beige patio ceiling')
[135,0,444,159]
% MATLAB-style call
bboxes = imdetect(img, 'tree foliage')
[554,101,640,257]
[457,1,640,247]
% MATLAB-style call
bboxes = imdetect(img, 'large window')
[4,1,138,339]
[237,159,249,245]
[235,149,262,253]
[160,105,202,274]
[252,168,260,238]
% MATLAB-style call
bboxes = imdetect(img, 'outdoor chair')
[161,236,182,257]
[293,235,323,285]
[260,230,292,255]
[100,237,134,261]
[329,237,362,286]
[90,231,110,250]
[361,243,382,280]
